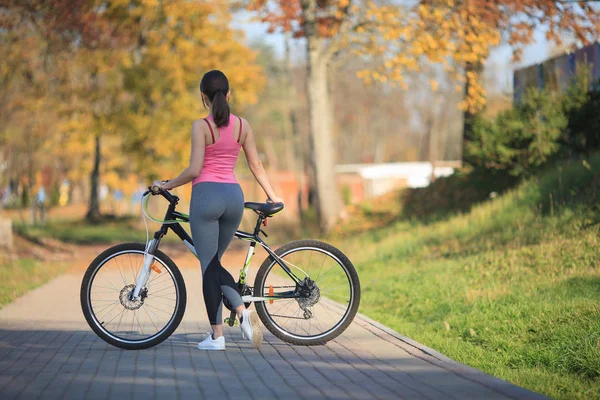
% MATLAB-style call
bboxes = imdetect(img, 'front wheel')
[254,240,360,345]
[80,243,187,350]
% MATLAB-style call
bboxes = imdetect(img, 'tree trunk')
[86,133,101,222]
[302,0,341,233]
[27,155,36,225]
[283,33,304,219]
[283,34,298,173]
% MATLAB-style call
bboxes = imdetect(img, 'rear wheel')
[254,240,360,345]
[80,243,187,350]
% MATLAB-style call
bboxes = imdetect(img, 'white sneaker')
[240,309,263,350]
[197,333,225,351]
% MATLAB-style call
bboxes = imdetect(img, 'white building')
[335,161,460,201]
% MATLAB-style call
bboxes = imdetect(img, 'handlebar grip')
[145,186,178,205]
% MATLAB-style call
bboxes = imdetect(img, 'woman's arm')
[242,121,283,203]
[154,121,205,191]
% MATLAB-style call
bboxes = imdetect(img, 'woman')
[152,70,283,351]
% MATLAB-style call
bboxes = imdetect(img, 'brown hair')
[200,70,230,127]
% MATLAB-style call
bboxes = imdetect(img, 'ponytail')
[211,90,230,127]
[200,70,231,127]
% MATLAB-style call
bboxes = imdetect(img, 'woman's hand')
[267,196,284,204]
[151,180,167,193]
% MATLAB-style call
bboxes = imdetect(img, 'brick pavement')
[0,263,547,400]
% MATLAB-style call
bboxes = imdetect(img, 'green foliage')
[335,153,600,399]
[467,86,567,176]
[15,216,181,245]
[467,65,600,177]
[0,1,265,214]
[565,70,600,152]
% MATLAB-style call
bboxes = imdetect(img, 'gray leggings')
[189,182,245,325]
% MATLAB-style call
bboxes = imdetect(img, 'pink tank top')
[192,114,242,185]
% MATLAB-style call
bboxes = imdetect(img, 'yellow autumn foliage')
[1,0,265,197]
[342,0,506,113]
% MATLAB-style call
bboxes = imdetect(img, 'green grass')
[334,154,600,399]
[15,216,184,245]
[0,258,69,307]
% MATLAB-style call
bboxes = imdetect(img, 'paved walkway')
[0,261,545,399]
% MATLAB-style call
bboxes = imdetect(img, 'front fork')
[131,239,159,300]
[225,242,256,327]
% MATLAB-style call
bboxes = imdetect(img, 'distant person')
[130,187,143,214]
[36,186,46,224]
[2,186,10,207]
[152,70,283,351]
[99,184,109,203]
[113,189,123,215]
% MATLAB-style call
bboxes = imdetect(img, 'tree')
[249,1,600,232]
[465,66,600,177]
[1,1,265,223]
[0,0,136,221]
[413,0,600,158]
[117,1,265,182]
[249,0,411,232]
[467,86,567,176]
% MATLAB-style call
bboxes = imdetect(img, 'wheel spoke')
[93,285,120,292]
[93,300,120,316]
[148,294,177,301]
[259,245,357,342]
[320,291,350,300]
[271,299,294,315]
[281,308,302,329]
[143,305,159,333]
[107,308,127,331]
[314,252,328,281]
[145,303,174,315]
[84,248,182,346]
[150,286,176,295]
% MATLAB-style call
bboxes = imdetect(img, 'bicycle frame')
[132,190,303,304]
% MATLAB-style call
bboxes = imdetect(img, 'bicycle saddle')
[244,202,284,217]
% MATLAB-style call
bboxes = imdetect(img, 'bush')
[467,86,566,176]
[565,78,600,153]
[467,64,600,176]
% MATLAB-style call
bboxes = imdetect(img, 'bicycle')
[80,188,361,350]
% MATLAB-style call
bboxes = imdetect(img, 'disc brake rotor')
[119,284,144,310]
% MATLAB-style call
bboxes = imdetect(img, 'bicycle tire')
[254,239,360,346]
[80,243,187,350]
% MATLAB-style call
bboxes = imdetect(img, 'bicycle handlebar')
[145,187,178,205]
